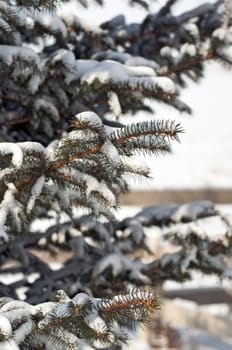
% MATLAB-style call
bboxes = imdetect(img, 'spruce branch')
[16,0,59,10]
[98,288,160,332]
[160,52,214,77]
[0,112,182,238]
[0,288,160,349]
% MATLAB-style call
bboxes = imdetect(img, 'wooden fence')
[119,188,232,206]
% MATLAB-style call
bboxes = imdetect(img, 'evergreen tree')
[0,0,231,348]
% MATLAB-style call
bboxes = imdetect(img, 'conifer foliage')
[0,0,232,349]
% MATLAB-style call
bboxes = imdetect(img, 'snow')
[14,319,33,343]
[74,111,103,132]
[108,91,121,117]
[33,98,59,121]
[84,310,107,332]
[153,76,176,93]
[18,142,47,155]
[122,156,150,177]
[80,60,129,84]
[125,56,157,69]
[0,315,12,337]
[217,45,232,62]
[0,143,23,167]
[184,23,199,39]
[65,15,106,35]
[199,39,211,56]
[27,175,46,214]
[72,293,90,306]
[27,73,41,93]
[123,338,150,350]
[76,59,99,79]
[0,185,23,240]
[160,46,172,57]
[122,62,232,190]
[0,45,40,68]
[80,60,175,94]
[126,65,156,77]
[93,253,129,278]
[34,302,56,316]
[181,43,197,57]
[181,246,198,273]
[82,172,116,205]
[213,28,227,41]
[170,200,214,222]
[50,49,75,67]
[126,76,175,93]
[101,140,121,165]
[0,340,19,350]
[34,11,67,38]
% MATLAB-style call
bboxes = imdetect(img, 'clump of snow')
[160,46,172,57]
[181,246,198,273]
[74,111,103,133]
[127,65,156,77]
[14,319,33,344]
[49,49,78,84]
[80,60,175,94]
[217,46,232,62]
[213,28,227,41]
[0,143,24,167]
[34,11,67,38]
[18,142,47,155]
[125,56,157,69]
[93,253,150,283]
[84,309,107,333]
[101,140,121,165]
[34,98,59,121]
[171,200,214,222]
[0,315,12,338]
[50,49,75,67]
[34,302,56,316]
[122,156,150,177]
[27,175,46,214]
[108,91,121,117]
[135,204,178,225]
[0,184,23,240]
[27,73,41,93]
[64,14,106,35]
[0,45,40,68]
[184,23,199,40]
[154,77,176,93]
[72,293,90,306]
[181,43,197,57]
[0,339,19,350]
[80,60,127,84]
[61,167,116,206]
[199,39,211,56]
[93,253,129,278]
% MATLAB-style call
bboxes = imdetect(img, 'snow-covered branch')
[0,112,181,238]
[0,288,159,349]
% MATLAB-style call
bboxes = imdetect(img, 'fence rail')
[119,188,232,206]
